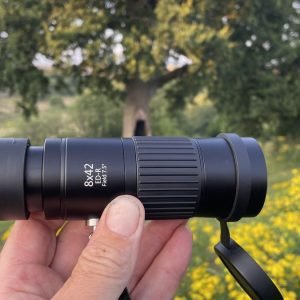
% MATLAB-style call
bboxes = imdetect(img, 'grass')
[264,137,300,185]
[0,221,13,249]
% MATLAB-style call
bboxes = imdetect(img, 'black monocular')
[0,133,266,221]
[0,133,283,300]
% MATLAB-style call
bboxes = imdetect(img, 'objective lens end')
[243,138,267,217]
[218,134,267,221]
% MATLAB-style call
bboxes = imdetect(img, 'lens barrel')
[0,134,267,221]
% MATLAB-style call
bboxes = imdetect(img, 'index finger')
[0,212,64,268]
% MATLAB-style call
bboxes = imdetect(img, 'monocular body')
[0,133,267,223]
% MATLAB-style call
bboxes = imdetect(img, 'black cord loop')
[215,219,283,300]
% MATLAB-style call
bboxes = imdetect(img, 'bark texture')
[122,66,188,137]
[123,80,157,137]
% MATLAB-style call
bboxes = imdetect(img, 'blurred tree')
[1,1,298,137]
[209,0,300,136]
[0,0,50,118]
[72,89,122,137]
[43,0,233,136]
[150,84,221,137]
[0,0,230,136]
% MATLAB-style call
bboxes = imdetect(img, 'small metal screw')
[86,218,99,239]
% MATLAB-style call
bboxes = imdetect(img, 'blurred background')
[0,0,299,299]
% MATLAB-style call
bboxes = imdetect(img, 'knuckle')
[76,241,130,281]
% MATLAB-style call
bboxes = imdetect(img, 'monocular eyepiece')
[0,134,267,221]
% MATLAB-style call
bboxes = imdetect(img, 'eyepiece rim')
[0,138,30,220]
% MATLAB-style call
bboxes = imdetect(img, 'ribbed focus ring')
[134,137,201,219]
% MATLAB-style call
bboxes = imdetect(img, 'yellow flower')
[203,224,213,234]
[1,226,12,241]
[282,290,297,300]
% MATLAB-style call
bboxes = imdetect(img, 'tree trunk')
[122,79,157,137]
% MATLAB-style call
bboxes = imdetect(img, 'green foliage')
[7,108,73,145]
[44,0,228,80]
[180,94,221,137]
[151,85,221,137]
[151,83,221,137]
[48,94,65,108]
[0,91,122,144]
[0,0,231,119]
[0,0,50,117]
[0,221,12,250]
[71,89,122,137]
[0,0,299,137]
[209,0,300,137]
[150,88,185,136]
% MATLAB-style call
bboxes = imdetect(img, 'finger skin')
[0,213,65,299]
[129,219,186,292]
[0,200,191,300]
[0,212,63,267]
[131,225,192,300]
[0,264,64,300]
[50,221,91,280]
[53,195,145,300]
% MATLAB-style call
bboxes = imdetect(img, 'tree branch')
[151,65,189,88]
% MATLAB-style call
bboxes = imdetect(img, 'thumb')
[53,195,145,300]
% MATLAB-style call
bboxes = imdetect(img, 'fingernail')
[106,196,140,237]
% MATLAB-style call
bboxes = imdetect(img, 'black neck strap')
[215,219,283,300]
[119,220,283,300]
[118,219,283,300]
[119,288,131,300]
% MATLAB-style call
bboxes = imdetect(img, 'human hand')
[0,195,192,300]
